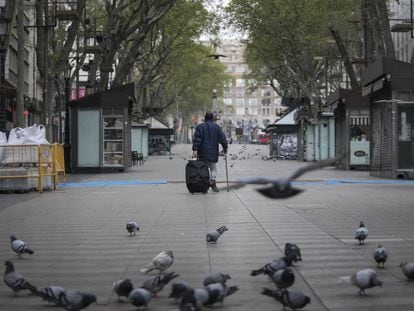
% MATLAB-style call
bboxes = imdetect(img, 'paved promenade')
[1,143,414,310]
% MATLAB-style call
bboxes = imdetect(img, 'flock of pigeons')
[3,225,236,311]
[5,221,414,310]
[3,156,414,310]
[178,145,262,169]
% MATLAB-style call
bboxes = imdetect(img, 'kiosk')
[69,83,133,173]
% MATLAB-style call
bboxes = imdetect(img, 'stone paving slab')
[1,143,414,310]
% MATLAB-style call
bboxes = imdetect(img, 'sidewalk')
[1,143,414,310]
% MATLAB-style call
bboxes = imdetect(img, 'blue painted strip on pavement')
[57,178,414,189]
[335,179,414,185]
[58,180,167,189]
[293,179,414,185]
[237,177,414,186]
[293,180,342,185]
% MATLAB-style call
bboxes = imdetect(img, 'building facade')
[214,39,286,142]
[1,3,42,132]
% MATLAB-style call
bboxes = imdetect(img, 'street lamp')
[64,66,72,173]
[0,2,11,133]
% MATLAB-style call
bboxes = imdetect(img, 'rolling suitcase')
[186,159,210,194]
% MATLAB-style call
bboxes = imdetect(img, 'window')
[249,98,257,106]
[251,108,258,115]
[236,108,245,115]
[236,79,245,87]
[247,79,258,87]
[275,107,283,115]
[262,98,271,105]
[223,88,231,97]
[274,97,282,106]
[236,98,245,106]
[247,88,257,96]
[261,88,271,97]
[236,87,245,97]
[262,103,270,115]
[223,98,232,106]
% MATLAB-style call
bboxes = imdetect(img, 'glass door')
[103,110,124,166]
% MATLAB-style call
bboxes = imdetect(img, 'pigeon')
[58,289,97,311]
[169,281,191,300]
[270,268,295,289]
[179,289,199,311]
[206,54,227,60]
[251,255,295,276]
[10,235,34,258]
[3,260,37,295]
[193,288,210,307]
[126,222,139,236]
[340,268,383,295]
[140,250,174,274]
[355,221,368,244]
[262,288,311,310]
[373,245,388,268]
[142,271,179,296]
[220,158,337,198]
[112,278,133,302]
[37,285,66,305]
[284,243,302,264]
[205,283,239,306]
[128,288,152,308]
[180,288,209,311]
[203,272,231,286]
[206,226,228,243]
[399,262,414,280]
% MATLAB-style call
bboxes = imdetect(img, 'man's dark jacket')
[192,120,228,162]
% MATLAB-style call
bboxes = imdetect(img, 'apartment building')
[1,3,41,131]
[389,0,414,62]
[214,39,286,142]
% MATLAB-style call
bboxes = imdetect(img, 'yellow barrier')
[52,144,66,179]
[0,143,64,193]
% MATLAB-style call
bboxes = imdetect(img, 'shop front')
[362,57,414,179]
[327,88,370,170]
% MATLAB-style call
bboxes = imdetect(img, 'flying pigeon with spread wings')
[220,159,337,199]
[206,54,227,60]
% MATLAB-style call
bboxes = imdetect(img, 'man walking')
[192,112,228,192]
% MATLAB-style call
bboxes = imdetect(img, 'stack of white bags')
[0,124,49,164]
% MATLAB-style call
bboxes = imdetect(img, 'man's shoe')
[210,180,219,192]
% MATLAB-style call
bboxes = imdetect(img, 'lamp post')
[64,67,72,173]
[0,3,11,133]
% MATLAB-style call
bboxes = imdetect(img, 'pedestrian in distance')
[192,112,228,192]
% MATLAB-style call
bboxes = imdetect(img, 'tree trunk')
[375,0,395,58]
[97,48,117,91]
[329,27,360,91]
[365,0,395,60]
[361,0,375,63]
